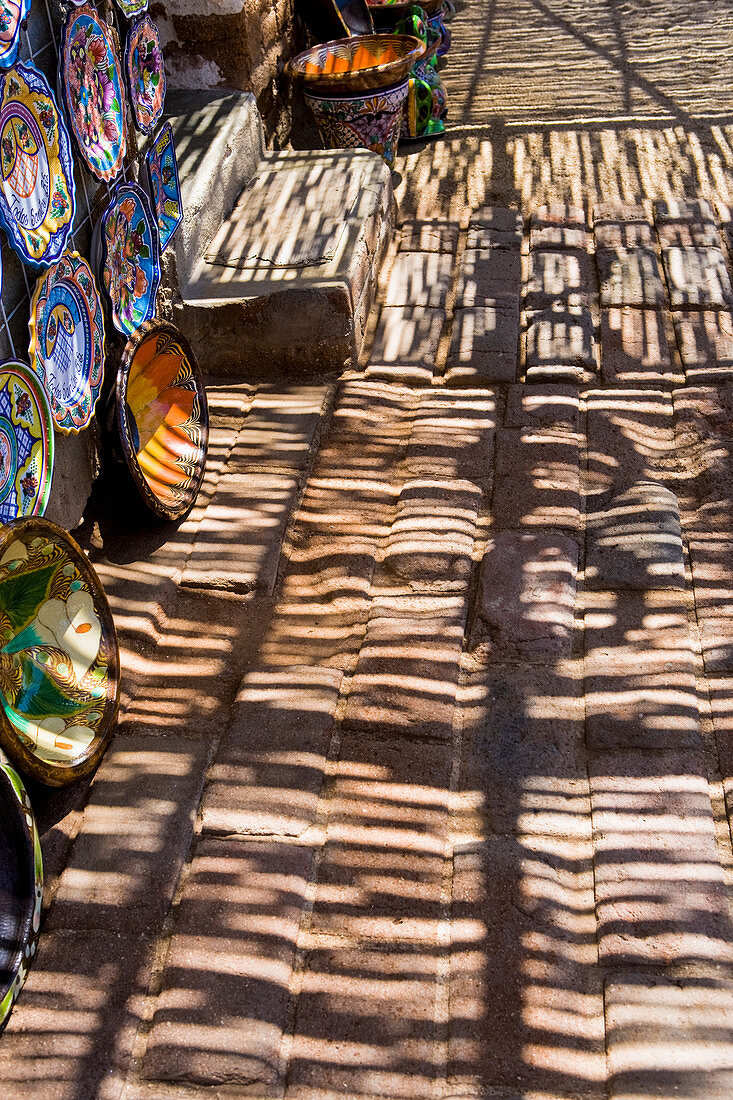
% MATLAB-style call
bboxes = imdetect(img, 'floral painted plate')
[0,63,76,268]
[0,360,54,523]
[144,122,182,251]
[0,746,42,1033]
[125,15,165,136]
[60,4,127,183]
[117,320,208,521]
[113,0,148,21]
[0,0,30,70]
[99,181,160,336]
[28,252,106,435]
[0,517,120,787]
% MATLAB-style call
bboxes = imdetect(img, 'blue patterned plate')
[99,180,160,335]
[125,15,165,136]
[0,360,53,523]
[0,0,30,70]
[0,63,76,268]
[144,122,182,251]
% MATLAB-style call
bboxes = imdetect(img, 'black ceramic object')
[296,0,374,39]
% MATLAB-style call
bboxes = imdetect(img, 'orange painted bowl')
[116,320,209,522]
[286,33,425,94]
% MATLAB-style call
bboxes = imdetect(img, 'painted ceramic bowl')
[0,0,30,70]
[0,747,42,1034]
[144,121,182,251]
[287,34,425,94]
[0,361,54,524]
[60,4,128,183]
[116,320,209,521]
[304,79,408,169]
[125,15,165,136]
[28,252,106,435]
[0,63,76,268]
[98,181,160,337]
[297,0,374,40]
[0,517,120,787]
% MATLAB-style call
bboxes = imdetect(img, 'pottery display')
[296,0,374,40]
[124,15,165,136]
[286,33,424,94]
[392,14,446,139]
[0,63,76,268]
[144,122,182,251]
[0,517,120,787]
[304,79,408,169]
[116,320,209,521]
[0,746,42,1033]
[28,252,105,435]
[0,360,54,523]
[427,8,450,54]
[0,0,31,70]
[60,4,127,183]
[98,181,160,336]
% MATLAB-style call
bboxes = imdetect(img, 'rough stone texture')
[594,220,655,250]
[384,250,455,308]
[470,532,579,662]
[525,249,596,308]
[374,477,482,592]
[369,305,446,371]
[445,301,520,383]
[593,202,649,223]
[505,384,580,429]
[144,838,313,1087]
[468,205,524,248]
[525,304,596,372]
[600,307,682,386]
[657,220,722,248]
[661,247,733,309]
[226,384,331,470]
[597,248,666,307]
[530,202,588,249]
[492,428,581,531]
[455,248,522,305]
[589,752,731,966]
[585,389,677,505]
[584,590,701,751]
[342,595,467,741]
[673,309,733,380]
[399,219,460,253]
[605,973,733,1099]
[585,481,685,589]
[404,390,497,476]
[655,197,716,223]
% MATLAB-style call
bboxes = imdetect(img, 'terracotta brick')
[310,733,450,940]
[531,202,586,229]
[46,736,210,934]
[369,305,446,369]
[657,220,722,248]
[655,197,716,223]
[585,481,684,590]
[456,248,522,306]
[589,751,730,966]
[584,590,701,751]
[504,383,580,430]
[227,385,330,470]
[594,221,654,250]
[144,838,313,1087]
[460,667,590,837]
[470,532,578,662]
[673,384,733,445]
[525,304,595,372]
[585,389,677,503]
[597,248,666,307]
[384,251,454,308]
[662,247,732,309]
[404,390,496,476]
[445,301,519,383]
[594,202,649,223]
[375,476,482,592]
[468,205,523,243]
[342,595,467,740]
[673,309,733,381]
[200,665,341,837]
[399,219,460,253]
[525,249,596,309]
[530,204,588,251]
[600,307,681,387]
[466,224,522,250]
[605,973,733,1099]
[492,428,581,531]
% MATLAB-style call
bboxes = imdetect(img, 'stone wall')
[152,0,298,145]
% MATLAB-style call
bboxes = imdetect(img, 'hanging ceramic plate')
[60,4,127,183]
[125,15,165,136]
[98,181,160,336]
[113,0,148,21]
[28,252,105,435]
[0,360,54,523]
[117,320,209,521]
[0,517,120,787]
[0,63,76,268]
[0,747,42,1034]
[0,0,30,70]
[144,122,182,251]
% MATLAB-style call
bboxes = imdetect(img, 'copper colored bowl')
[287,33,425,94]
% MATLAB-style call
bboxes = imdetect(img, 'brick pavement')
[4,2,733,1098]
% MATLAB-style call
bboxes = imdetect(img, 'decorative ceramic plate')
[117,320,209,520]
[0,361,54,523]
[0,518,120,787]
[125,15,165,135]
[28,252,105,435]
[60,5,127,183]
[0,746,42,1033]
[0,63,76,268]
[0,0,30,70]
[144,122,182,251]
[113,0,148,20]
[99,181,160,336]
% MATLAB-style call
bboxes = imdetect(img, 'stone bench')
[163,89,396,376]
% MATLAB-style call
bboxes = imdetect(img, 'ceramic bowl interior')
[287,33,425,92]
[0,771,35,1017]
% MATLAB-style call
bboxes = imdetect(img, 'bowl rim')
[286,33,426,82]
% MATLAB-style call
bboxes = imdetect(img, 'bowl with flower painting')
[286,33,425,94]
[98,181,160,337]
